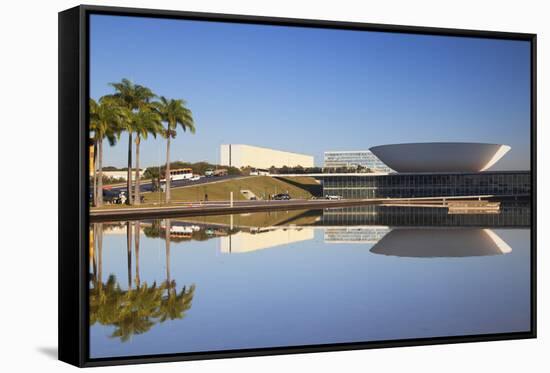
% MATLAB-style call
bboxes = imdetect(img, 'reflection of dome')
[369,142,510,173]
[370,228,512,258]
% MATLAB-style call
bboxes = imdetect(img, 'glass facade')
[323,150,393,172]
[320,171,531,199]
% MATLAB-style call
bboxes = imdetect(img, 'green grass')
[143,176,318,203]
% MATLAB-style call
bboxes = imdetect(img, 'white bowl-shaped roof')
[369,142,510,173]
[370,228,512,258]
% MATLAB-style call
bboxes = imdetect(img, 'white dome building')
[369,142,511,173]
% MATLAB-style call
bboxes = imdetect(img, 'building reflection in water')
[370,228,512,258]
[220,227,314,254]
[323,226,391,244]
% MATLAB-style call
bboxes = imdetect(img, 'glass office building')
[323,150,393,172]
[320,171,531,199]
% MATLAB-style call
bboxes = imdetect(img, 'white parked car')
[190,175,201,181]
[325,194,342,200]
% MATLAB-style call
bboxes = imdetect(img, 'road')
[89,194,501,223]
[104,174,246,193]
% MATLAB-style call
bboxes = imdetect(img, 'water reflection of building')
[370,228,513,257]
[323,226,391,244]
[220,228,314,254]
[321,202,530,228]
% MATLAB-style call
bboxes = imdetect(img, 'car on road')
[325,194,342,200]
[205,169,214,177]
[213,169,228,177]
[190,175,201,181]
[103,189,123,204]
[272,193,291,200]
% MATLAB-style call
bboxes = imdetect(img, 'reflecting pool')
[89,204,531,358]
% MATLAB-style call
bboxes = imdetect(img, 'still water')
[89,204,531,358]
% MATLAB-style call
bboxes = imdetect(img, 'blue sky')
[90,15,531,170]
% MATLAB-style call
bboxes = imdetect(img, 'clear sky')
[90,14,531,170]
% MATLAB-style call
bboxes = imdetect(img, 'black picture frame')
[59,4,537,367]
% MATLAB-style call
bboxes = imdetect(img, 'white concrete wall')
[220,144,314,169]
[100,170,146,180]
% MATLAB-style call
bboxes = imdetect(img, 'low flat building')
[220,144,314,169]
[99,169,145,180]
[324,150,392,172]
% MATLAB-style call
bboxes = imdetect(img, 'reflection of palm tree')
[90,275,162,342]
[112,282,163,342]
[90,225,96,281]
[165,219,171,283]
[97,223,103,288]
[158,283,196,322]
[134,221,141,287]
[126,221,132,289]
[89,275,123,326]
[89,220,197,342]
[90,274,196,342]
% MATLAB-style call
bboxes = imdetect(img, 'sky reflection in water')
[89,206,531,358]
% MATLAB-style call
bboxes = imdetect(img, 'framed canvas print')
[58,5,537,367]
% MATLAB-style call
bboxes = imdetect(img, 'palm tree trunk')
[134,221,141,287]
[134,135,141,205]
[165,218,171,283]
[165,132,171,203]
[127,221,132,289]
[127,132,133,205]
[97,139,103,206]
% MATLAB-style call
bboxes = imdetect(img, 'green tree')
[109,79,156,204]
[89,97,125,206]
[153,97,195,203]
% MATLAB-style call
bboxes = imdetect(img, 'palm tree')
[109,79,156,204]
[89,97,125,206]
[130,108,163,205]
[154,97,195,203]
